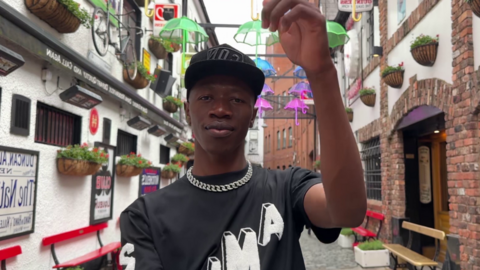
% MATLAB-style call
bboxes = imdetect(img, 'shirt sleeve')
[120,198,163,270]
[290,167,341,244]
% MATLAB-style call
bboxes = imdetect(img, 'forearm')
[307,66,366,227]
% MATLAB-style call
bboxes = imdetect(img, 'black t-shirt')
[119,165,341,270]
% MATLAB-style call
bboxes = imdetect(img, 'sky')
[202,0,267,56]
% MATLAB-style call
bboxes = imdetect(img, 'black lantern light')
[373,46,383,57]
[0,44,25,77]
[147,125,167,137]
[127,115,151,130]
[59,85,103,109]
[164,133,179,147]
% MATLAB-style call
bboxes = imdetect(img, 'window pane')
[277,131,280,149]
[283,129,286,148]
[289,127,292,147]
[361,137,381,201]
[34,102,81,147]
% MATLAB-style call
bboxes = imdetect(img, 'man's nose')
[209,99,233,118]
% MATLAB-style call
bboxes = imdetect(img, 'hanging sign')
[338,0,374,12]
[90,142,116,225]
[418,146,432,204]
[0,146,39,241]
[89,108,99,135]
[139,167,161,197]
[344,29,359,79]
[154,4,180,36]
[143,49,151,73]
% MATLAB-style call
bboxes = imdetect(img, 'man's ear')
[184,102,191,126]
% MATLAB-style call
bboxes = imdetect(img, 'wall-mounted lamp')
[127,115,151,131]
[373,46,383,57]
[147,125,167,137]
[0,44,25,77]
[59,85,103,109]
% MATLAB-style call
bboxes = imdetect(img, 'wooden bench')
[0,245,22,270]
[383,221,445,270]
[42,223,121,269]
[352,210,385,245]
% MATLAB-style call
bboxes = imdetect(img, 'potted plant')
[123,62,156,89]
[466,0,480,18]
[354,240,390,268]
[25,0,91,33]
[161,163,181,179]
[381,62,404,88]
[116,152,152,177]
[346,107,353,122]
[163,96,183,113]
[178,142,195,156]
[410,34,439,66]
[359,88,376,107]
[148,36,169,60]
[161,39,181,53]
[56,143,108,176]
[171,153,189,167]
[313,160,321,170]
[338,228,355,248]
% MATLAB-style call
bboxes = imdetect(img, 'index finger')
[261,0,280,29]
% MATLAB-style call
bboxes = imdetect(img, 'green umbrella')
[159,16,209,71]
[234,20,279,60]
[327,21,350,48]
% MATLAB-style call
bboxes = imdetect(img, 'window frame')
[116,129,138,156]
[361,137,382,201]
[122,0,142,60]
[283,129,286,149]
[277,131,280,150]
[288,127,292,147]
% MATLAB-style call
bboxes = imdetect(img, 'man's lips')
[205,123,234,137]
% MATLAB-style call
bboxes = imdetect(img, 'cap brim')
[185,60,265,97]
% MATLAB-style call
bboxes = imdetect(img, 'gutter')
[0,1,184,131]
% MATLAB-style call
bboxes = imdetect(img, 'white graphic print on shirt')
[119,243,135,270]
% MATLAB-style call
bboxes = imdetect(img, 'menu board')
[139,167,161,197]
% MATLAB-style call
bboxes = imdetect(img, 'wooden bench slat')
[0,245,22,261]
[383,244,438,266]
[402,222,445,240]
[52,242,121,268]
[352,227,376,237]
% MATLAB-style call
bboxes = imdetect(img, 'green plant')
[58,0,92,28]
[410,34,439,50]
[57,143,108,164]
[171,153,189,162]
[359,88,375,96]
[117,152,152,168]
[358,240,385,251]
[150,36,179,53]
[313,160,321,169]
[345,107,353,113]
[164,96,183,107]
[340,228,354,236]
[64,267,84,270]
[181,142,195,151]
[133,62,156,82]
[381,62,404,77]
[163,163,181,173]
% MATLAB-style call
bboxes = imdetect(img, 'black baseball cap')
[185,44,265,99]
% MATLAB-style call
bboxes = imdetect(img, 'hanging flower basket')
[148,37,168,60]
[467,0,480,18]
[25,0,90,33]
[123,69,149,89]
[410,34,439,66]
[162,40,181,53]
[161,164,181,179]
[346,108,353,122]
[178,142,195,156]
[163,96,183,113]
[57,158,90,176]
[116,152,152,178]
[116,164,143,177]
[381,62,404,89]
[86,162,102,175]
[359,88,376,107]
[171,153,188,167]
[56,143,108,176]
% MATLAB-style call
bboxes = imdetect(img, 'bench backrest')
[42,223,108,246]
[402,221,445,240]
[366,210,385,221]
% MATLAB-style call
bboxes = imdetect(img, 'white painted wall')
[0,0,210,268]
[245,118,265,167]
[388,0,422,39]
[474,11,480,70]
[349,66,381,132]
[387,0,452,114]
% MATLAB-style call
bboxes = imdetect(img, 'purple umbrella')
[262,84,275,95]
[255,95,273,118]
[289,81,312,97]
[284,98,309,126]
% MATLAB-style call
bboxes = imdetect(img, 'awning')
[0,2,184,135]
[395,105,443,131]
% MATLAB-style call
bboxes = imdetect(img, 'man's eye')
[233,98,244,103]
[200,96,211,101]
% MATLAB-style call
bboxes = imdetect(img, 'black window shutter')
[10,94,31,136]
[103,118,112,144]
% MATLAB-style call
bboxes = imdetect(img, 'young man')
[119,0,366,269]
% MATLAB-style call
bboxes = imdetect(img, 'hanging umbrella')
[255,58,276,77]
[284,98,309,126]
[262,84,275,95]
[327,21,350,48]
[255,95,273,118]
[293,66,307,79]
[289,81,312,97]
[234,20,280,60]
[158,16,209,71]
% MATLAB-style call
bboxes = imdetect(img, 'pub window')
[366,9,374,60]
[34,102,81,147]
[288,127,292,147]
[361,137,381,200]
[160,145,170,164]
[268,134,271,152]
[11,94,31,136]
[103,118,111,145]
[265,136,267,152]
[123,0,142,59]
[117,129,137,156]
[164,53,173,73]
[277,131,280,150]
[282,129,286,148]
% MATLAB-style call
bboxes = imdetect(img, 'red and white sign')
[89,108,99,135]
[154,4,180,36]
[338,0,373,12]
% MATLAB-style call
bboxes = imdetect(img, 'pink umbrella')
[255,95,273,118]
[289,81,312,97]
[262,84,275,95]
[284,98,309,126]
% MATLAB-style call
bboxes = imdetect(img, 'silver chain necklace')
[186,161,253,192]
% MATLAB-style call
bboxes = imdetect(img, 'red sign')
[154,4,179,36]
[89,108,99,135]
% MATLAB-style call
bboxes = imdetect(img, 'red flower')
[436,34,439,37]
[100,152,104,157]
[154,75,158,78]
[130,152,135,155]
[95,15,98,19]
[147,71,150,75]
[106,154,109,158]
[93,148,98,153]
[148,161,152,165]
[138,160,143,164]
[138,154,142,157]
[399,62,404,67]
